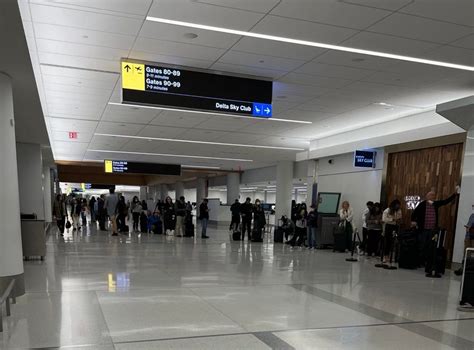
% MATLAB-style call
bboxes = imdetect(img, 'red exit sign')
[69,131,78,139]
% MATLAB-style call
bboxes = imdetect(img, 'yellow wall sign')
[104,160,113,173]
[121,61,145,91]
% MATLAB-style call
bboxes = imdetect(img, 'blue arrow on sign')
[262,104,272,117]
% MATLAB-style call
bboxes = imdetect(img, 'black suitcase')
[252,228,263,242]
[398,231,418,269]
[460,249,474,307]
[232,231,241,241]
[274,227,284,243]
[185,223,194,237]
[333,233,346,252]
[426,230,447,275]
[140,215,148,233]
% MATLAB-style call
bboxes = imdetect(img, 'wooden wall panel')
[386,143,463,262]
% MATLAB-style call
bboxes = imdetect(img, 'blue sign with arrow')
[252,103,272,118]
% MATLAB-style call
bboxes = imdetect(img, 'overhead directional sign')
[121,60,273,118]
[104,160,181,176]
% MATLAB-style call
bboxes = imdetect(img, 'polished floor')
[1,223,473,349]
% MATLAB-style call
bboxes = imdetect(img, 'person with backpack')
[307,204,318,250]
[199,198,210,239]
[229,199,241,232]
[53,194,67,236]
[131,196,142,232]
[240,197,253,241]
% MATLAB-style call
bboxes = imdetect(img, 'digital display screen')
[121,61,273,117]
[104,160,181,176]
[354,150,376,168]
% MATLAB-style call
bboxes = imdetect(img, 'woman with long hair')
[131,196,142,232]
[382,199,402,263]
[339,201,354,252]
[163,196,176,235]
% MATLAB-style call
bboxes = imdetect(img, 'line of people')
[229,197,266,242]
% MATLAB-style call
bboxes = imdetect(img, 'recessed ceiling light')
[146,16,474,72]
[94,133,306,151]
[107,102,312,124]
[82,35,89,39]
[87,149,253,162]
[184,32,198,39]
[259,59,265,63]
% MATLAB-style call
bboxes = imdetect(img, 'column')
[453,129,474,263]
[175,182,185,199]
[16,143,45,220]
[42,166,53,223]
[139,186,147,201]
[306,159,318,207]
[161,184,169,199]
[0,73,25,296]
[275,161,293,220]
[196,178,208,205]
[226,173,240,205]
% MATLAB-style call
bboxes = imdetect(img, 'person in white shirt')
[339,201,354,252]
[382,199,402,263]
[362,201,374,254]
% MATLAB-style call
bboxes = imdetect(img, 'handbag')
[65,220,72,229]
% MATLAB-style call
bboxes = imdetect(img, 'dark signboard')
[121,61,272,117]
[354,150,376,168]
[105,160,181,176]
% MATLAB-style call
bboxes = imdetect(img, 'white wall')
[208,190,227,203]
[317,149,384,232]
[184,188,196,203]
[16,142,45,219]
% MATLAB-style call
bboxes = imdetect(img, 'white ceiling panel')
[340,0,412,11]
[148,0,265,30]
[41,64,118,82]
[341,31,440,57]
[238,120,299,136]
[139,21,239,49]
[295,61,375,80]
[217,50,306,72]
[422,45,474,66]
[194,117,254,131]
[101,105,159,124]
[42,73,117,90]
[120,139,167,153]
[137,125,188,139]
[451,34,474,50]
[232,37,326,61]
[132,37,226,61]
[210,62,286,79]
[400,0,474,27]
[95,121,145,135]
[256,136,310,148]
[271,0,390,29]
[177,128,228,142]
[251,15,358,44]
[33,23,136,50]
[361,70,451,88]
[273,82,332,98]
[45,90,112,104]
[37,38,130,61]
[33,0,153,16]
[194,0,280,13]
[54,140,89,154]
[278,72,353,89]
[48,117,98,132]
[213,132,262,144]
[89,134,130,149]
[128,51,214,70]
[271,100,300,115]
[315,50,397,71]
[30,3,143,35]
[384,88,474,109]
[367,13,473,44]
[38,51,120,73]
[150,110,210,128]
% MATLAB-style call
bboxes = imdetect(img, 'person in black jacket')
[240,197,253,241]
[175,196,186,237]
[163,196,176,235]
[307,205,318,249]
[229,199,241,231]
[199,198,209,238]
[411,188,459,266]
[252,199,266,242]
[116,196,128,233]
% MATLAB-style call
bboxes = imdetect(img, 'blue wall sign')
[354,150,376,168]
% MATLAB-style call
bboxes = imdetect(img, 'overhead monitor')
[121,60,273,118]
[104,160,181,176]
[354,150,376,168]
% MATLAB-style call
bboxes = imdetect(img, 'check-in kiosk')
[316,192,341,248]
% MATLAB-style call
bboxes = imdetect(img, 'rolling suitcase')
[140,214,148,233]
[398,230,418,269]
[252,228,263,242]
[274,227,284,243]
[426,229,447,276]
[185,222,194,237]
[333,224,346,252]
[459,248,474,309]
[232,231,241,241]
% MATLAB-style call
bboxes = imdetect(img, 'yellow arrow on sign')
[121,61,145,91]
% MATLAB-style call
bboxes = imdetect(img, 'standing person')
[252,199,266,242]
[155,199,163,215]
[230,199,241,231]
[72,197,82,231]
[141,199,148,212]
[240,197,253,241]
[163,196,176,236]
[53,194,67,236]
[131,196,142,232]
[411,188,459,266]
[89,196,96,223]
[291,203,307,247]
[199,198,210,239]
[361,201,374,254]
[455,204,474,276]
[116,196,128,233]
[291,200,298,224]
[81,198,88,227]
[382,199,402,263]
[366,203,383,257]
[97,194,106,231]
[339,201,354,252]
[175,196,186,237]
[104,188,119,236]
[307,204,318,250]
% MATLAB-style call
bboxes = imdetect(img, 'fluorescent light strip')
[95,133,305,151]
[108,102,312,124]
[182,165,221,169]
[146,17,474,72]
[87,149,253,162]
